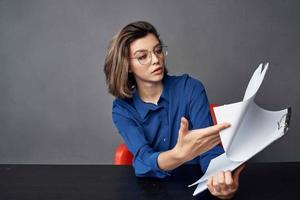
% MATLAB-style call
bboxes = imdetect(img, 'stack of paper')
[189,63,291,196]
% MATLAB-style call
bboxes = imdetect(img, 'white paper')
[189,63,291,196]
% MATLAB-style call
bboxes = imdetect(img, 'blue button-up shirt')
[112,74,224,178]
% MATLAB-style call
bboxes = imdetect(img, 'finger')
[211,123,231,133]
[207,135,222,148]
[210,135,222,144]
[178,117,189,139]
[212,175,221,193]
[224,170,235,189]
[207,177,216,195]
[195,137,221,156]
[217,171,226,191]
[201,123,231,137]
[233,164,245,184]
[180,117,189,132]
[194,130,221,143]
[207,135,222,147]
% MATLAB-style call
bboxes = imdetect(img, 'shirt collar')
[133,74,170,119]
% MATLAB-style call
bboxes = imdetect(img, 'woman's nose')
[151,51,159,64]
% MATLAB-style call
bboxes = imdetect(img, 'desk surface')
[0,163,300,200]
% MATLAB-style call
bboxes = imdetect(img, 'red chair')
[114,104,220,165]
[114,143,134,165]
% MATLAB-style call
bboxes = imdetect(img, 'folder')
[189,63,291,196]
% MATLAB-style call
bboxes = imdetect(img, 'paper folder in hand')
[189,63,291,196]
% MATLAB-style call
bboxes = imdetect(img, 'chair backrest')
[114,143,133,165]
[209,103,219,125]
[114,104,220,165]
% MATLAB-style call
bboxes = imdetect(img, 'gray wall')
[0,0,299,164]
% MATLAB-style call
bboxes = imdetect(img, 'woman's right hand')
[173,117,230,163]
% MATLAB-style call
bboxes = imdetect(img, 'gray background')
[0,0,299,164]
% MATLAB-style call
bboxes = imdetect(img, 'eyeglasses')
[129,45,168,66]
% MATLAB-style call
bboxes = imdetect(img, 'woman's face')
[129,33,165,86]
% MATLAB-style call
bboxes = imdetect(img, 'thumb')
[178,117,189,138]
[233,164,245,184]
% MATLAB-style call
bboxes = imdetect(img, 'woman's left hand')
[207,165,245,199]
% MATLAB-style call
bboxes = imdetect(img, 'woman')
[104,21,244,199]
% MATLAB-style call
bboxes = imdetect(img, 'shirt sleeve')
[112,101,170,178]
[187,76,225,173]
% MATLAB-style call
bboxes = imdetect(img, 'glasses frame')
[129,45,168,66]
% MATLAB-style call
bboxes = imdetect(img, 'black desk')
[0,163,300,200]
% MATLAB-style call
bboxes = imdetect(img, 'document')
[189,63,292,196]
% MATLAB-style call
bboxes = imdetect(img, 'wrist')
[171,146,186,163]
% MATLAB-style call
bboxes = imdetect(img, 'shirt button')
[163,138,166,142]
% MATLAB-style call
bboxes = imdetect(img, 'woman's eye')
[138,54,147,60]
[155,48,163,54]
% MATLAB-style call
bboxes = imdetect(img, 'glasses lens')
[138,53,150,65]
[137,45,168,65]
[163,46,168,57]
[154,46,168,58]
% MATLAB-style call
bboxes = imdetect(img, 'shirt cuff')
[150,152,171,177]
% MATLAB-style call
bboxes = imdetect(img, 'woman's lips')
[152,67,163,74]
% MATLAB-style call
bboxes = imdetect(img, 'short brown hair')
[104,21,166,99]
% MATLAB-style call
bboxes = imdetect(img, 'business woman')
[104,21,244,199]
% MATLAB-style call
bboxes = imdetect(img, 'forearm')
[157,148,186,171]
